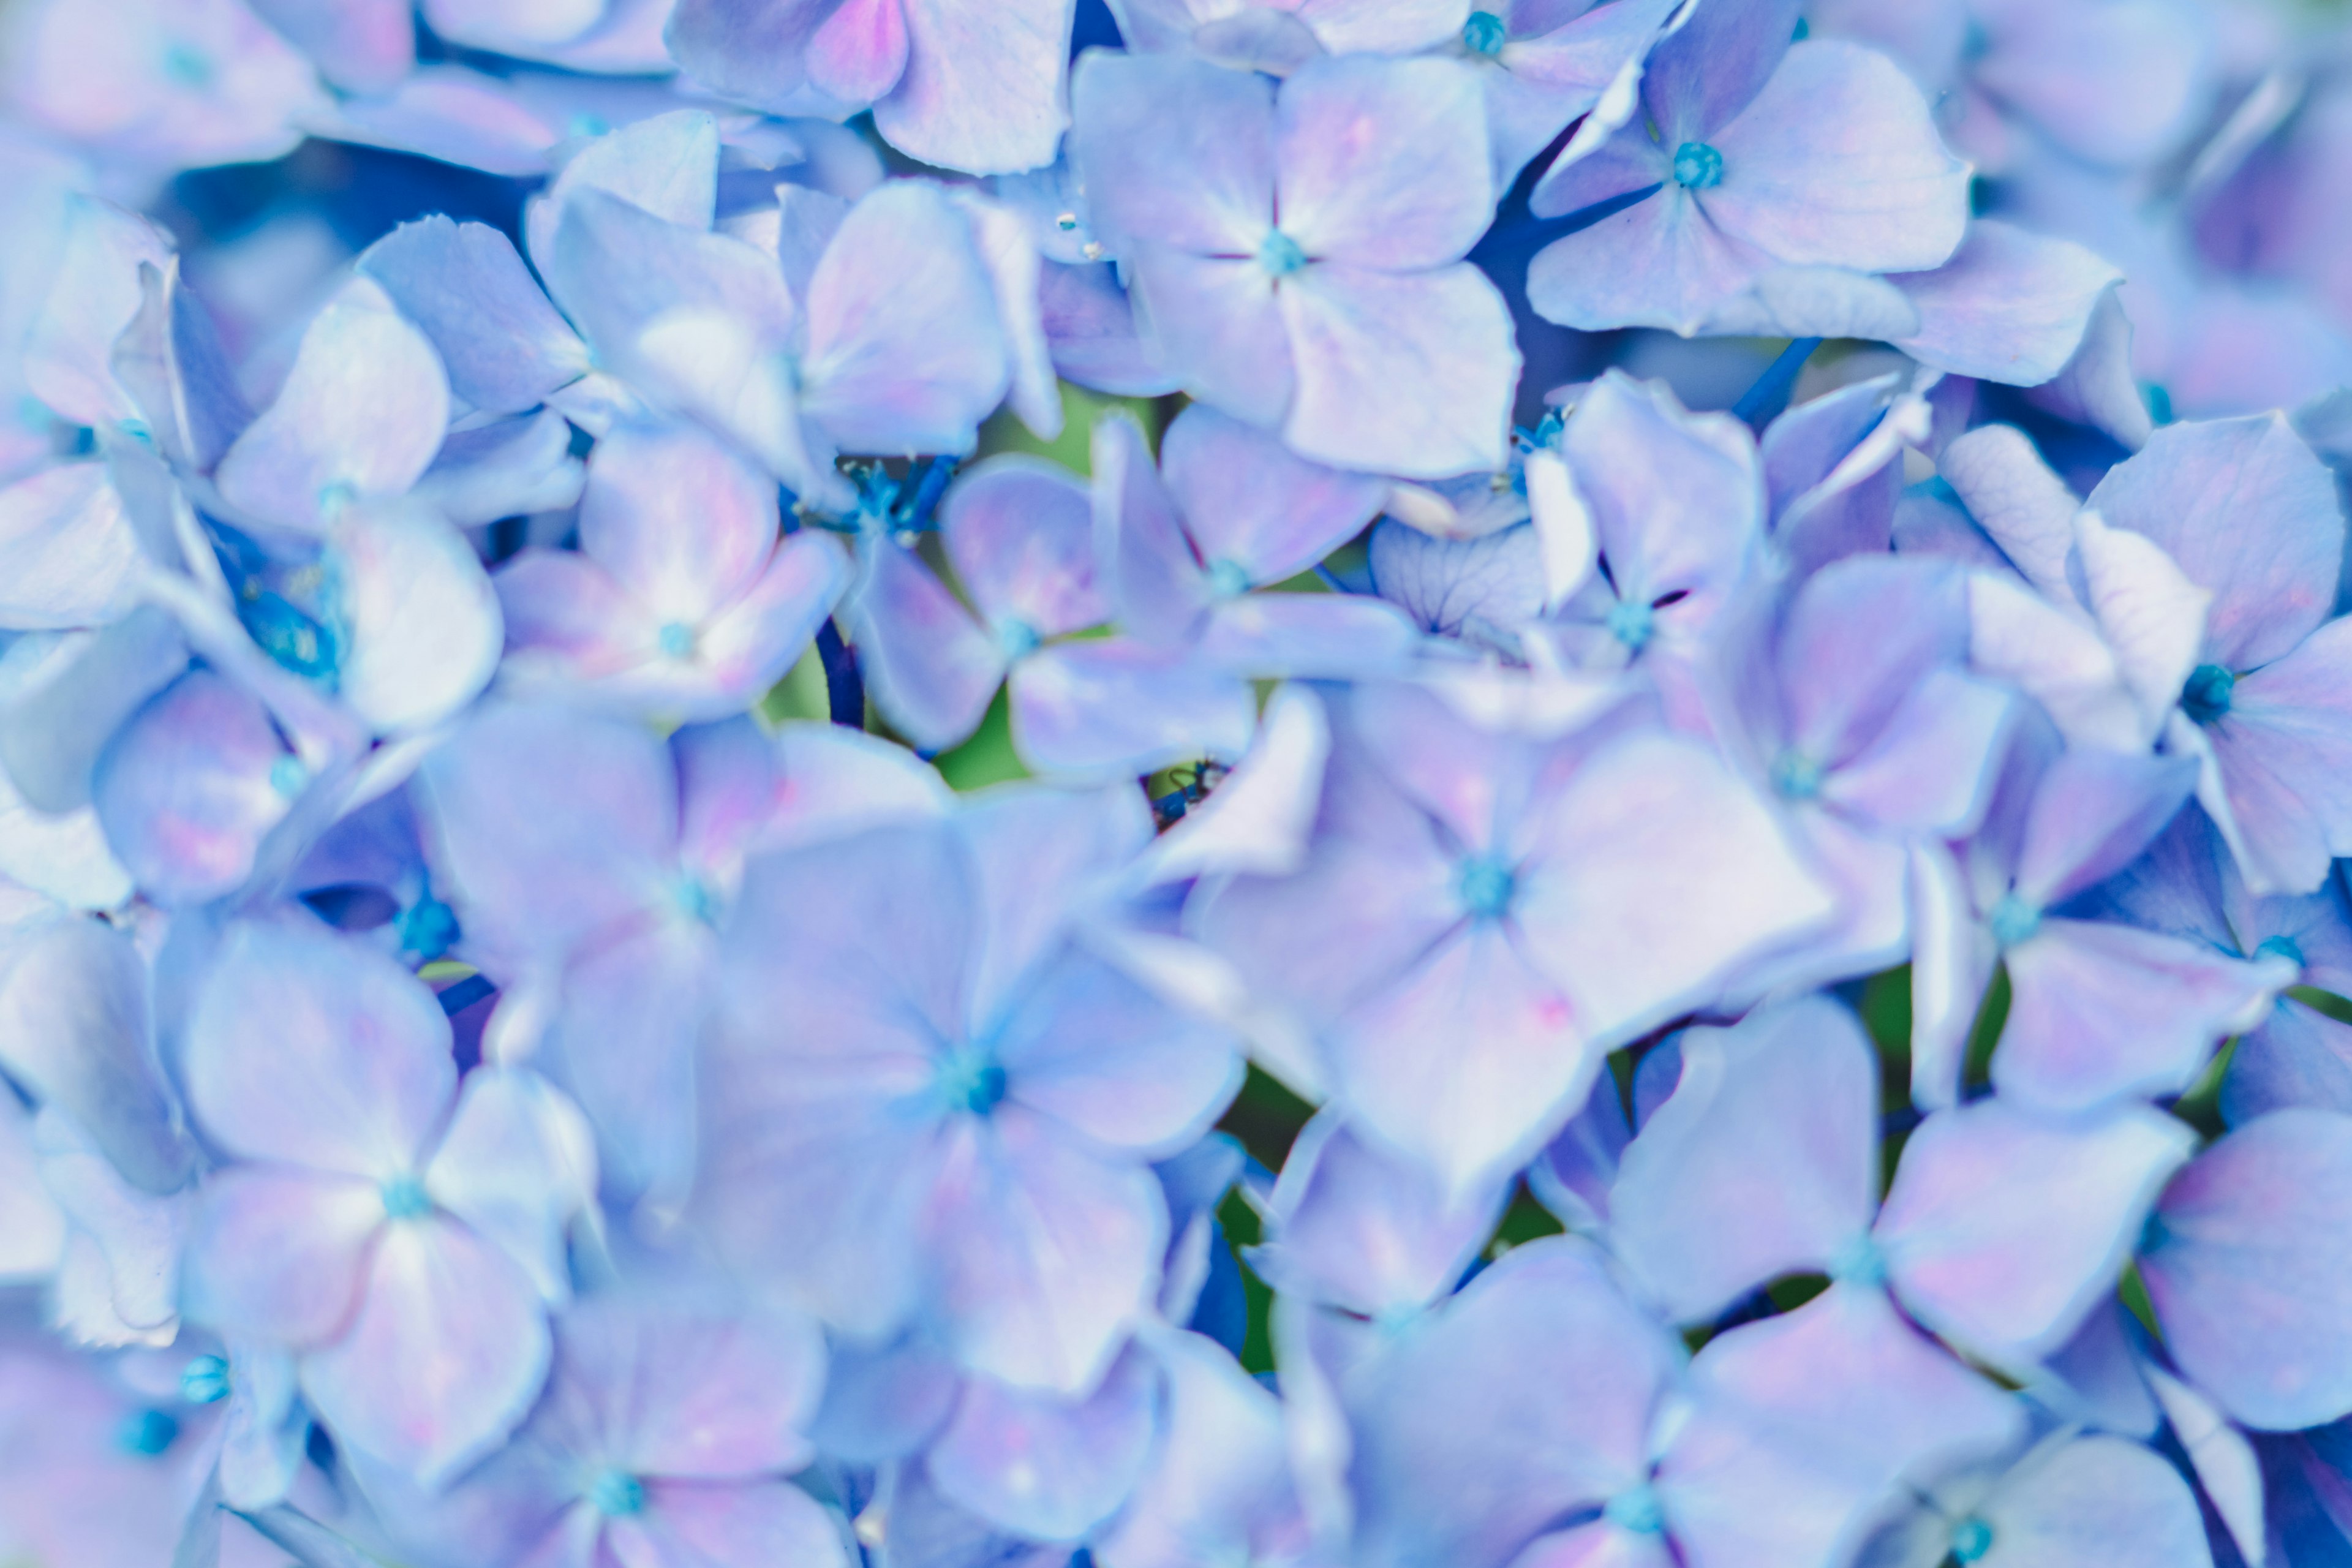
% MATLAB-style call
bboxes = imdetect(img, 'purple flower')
[369,1296,846,1568]
[665,0,1077,174]
[1525,0,1969,334]
[1191,680,1835,1192]
[1916,734,2293,1112]
[179,920,590,1485]
[698,785,1242,1393]
[1339,1233,2025,1568]
[1070,50,1519,478]
[1603,997,2194,1369]
[495,418,848,722]
[2085,412,2352,895]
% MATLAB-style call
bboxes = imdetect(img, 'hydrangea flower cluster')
[8,0,2352,1564]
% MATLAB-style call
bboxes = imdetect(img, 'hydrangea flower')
[1070,50,1518,477]
[179,920,591,1485]
[1524,0,1970,334]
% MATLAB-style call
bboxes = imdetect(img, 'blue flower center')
[936,1049,1008,1117]
[269,756,309,799]
[1604,598,1654,651]
[589,1469,647,1517]
[398,892,459,962]
[2180,663,2235,724]
[164,43,214,86]
[1672,142,1724,189]
[1461,10,1508,53]
[1950,1517,1995,1563]
[241,590,341,682]
[180,1354,231,1404]
[673,875,720,925]
[1829,1233,1886,1287]
[317,480,357,519]
[997,618,1042,662]
[1458,856,1517,919]
[1207,558,1252,598]
[1988,892,2042,949]
[2256,933,2307,968]
[657,621,696,658]
[380,1174,431,1222]
[117,1409,180,1457]
[1257,230,1308,277]
[1604,1484,1666,1535]
[1771,751,1825,801]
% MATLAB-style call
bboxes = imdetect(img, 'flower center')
[398,891,459,962]
[1987,892,2041,949]
[380,1174,431,1222]
[117,1409,180,1457]
[180,1354,231,1405]
[1604,598,1654,650]
[935,1049,1009,1117]
[1458,855,1517,919]
[163,42,214,87]
[1207,558,1251,598]
[1950,1517,1995,1563]
[1604,1484,1665,1535]
[589,1469,647,1517]
[2180,663,2235,724]
[1672,142,1724,189]
[1830,1232,1887,1287]
[673,875,720,925]
[997,618,1042,662]
[1257,230,1308,277]
[2256,933,2307,968]
[268,756,309,799]
[1461,10,1507,53]
[657,621,696,658]
[1771,751,1825,801]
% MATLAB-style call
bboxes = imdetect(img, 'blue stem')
[1731,337,1823,428]
[816,619,865,728]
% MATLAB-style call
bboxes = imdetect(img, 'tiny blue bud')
[589,1469,647,1517]
[1461,10,1508,54]
[936,1049,1009,1117]
[398,892,459,962]
[1055,211,1080,232]
[1672,142,1724,189]
[997,619,1043,662]
[180,1354,231,1405]
[2143,381,2175,426]
[269,756,309,799]
[1771,752,1825,801]
[1207,559,1252,598]
[117,1409,180,1457]
[1604,1484,1666,1535]
[673,876,720,925]
[1950,1517,1994,1563]
[1458,855,1517,919]
[2256,933,2307,969]
[2180,663,2235,725]
[380,1174,431,1222]
[1988,892,2042,949]
[1605,598,1654,651]
[1257,230,1309,277]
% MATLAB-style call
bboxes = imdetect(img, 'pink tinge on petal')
[805,0,912,107]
